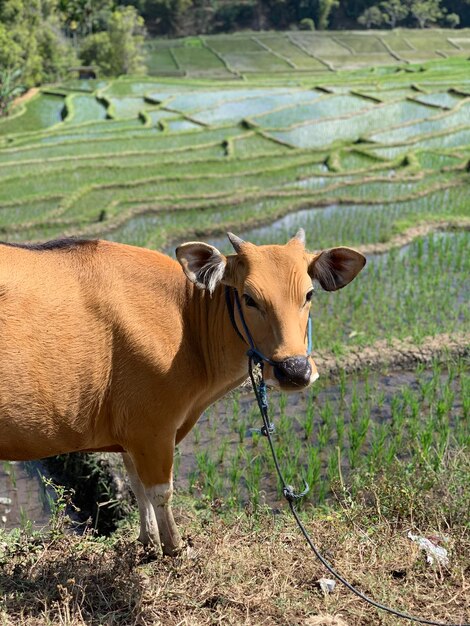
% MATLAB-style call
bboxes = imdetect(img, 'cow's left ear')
[176,242,237,294]
[308,247,366,291]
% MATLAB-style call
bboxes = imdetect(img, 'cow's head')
[176,230,366,391]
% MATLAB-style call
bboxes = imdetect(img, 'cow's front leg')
[122,452,161,548]
[146,481,182,556]
[129,440,183,556]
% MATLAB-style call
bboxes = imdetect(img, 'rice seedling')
[250,94,374,129]
[340,35,390,55]
[255,36,327,70]
[1,52,468,531]
[63,94,107,124]
[172,45,232,76]
[0,94,65,136]
[176,353,469,510]
[269,99,442,148]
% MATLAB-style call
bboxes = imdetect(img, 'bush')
[80,32,113,75]
[213,2,257,32]
[445,12,460,28]
[299,17,315,30]
[80,6,146,76]
[358,6,386,28]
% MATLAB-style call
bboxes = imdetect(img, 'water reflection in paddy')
[0,462,50,530]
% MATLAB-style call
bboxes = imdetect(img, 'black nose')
[274,356,312,387]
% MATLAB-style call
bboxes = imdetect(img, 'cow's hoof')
[138,533,162,557]
[140,544,162,562]
[161,541,184,557]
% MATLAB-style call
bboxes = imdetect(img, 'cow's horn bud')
[227,232,245,253]
[293,228,306,245]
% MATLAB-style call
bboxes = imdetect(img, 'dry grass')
[0,494,468,626]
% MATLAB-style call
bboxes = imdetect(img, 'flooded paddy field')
[0,35,468,555]
[1,55,469,251]
[0,32,469,626]
[0,462,49,530]
[176,358,469,508]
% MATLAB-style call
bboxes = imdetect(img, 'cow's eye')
[305,289,314,303]
[243,294,258,308]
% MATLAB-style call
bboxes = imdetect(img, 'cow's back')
[0,240,113,459]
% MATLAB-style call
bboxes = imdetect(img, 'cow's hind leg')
[122,452,161,548]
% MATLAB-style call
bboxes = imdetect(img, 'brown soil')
[11,87,39,109]
[357,219,470,256]
[314,332,470,379]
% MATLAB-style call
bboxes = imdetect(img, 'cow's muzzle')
[273,356,312,389]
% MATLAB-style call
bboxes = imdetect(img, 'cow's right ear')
[176,242,234,294]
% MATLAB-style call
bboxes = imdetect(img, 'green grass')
[0,94,64,135]
[180,356,469,508]
[0,39,469,617]
[63,94,107,124]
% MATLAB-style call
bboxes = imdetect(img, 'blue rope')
[226,286,312,365]
[228,288,467,626]
[307,315,312,356]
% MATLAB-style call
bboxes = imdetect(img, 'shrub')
[299,17,315,30]
[445,12,460,28]
[358,6,386,28]
[80,6,146,76]
[0,69,24,118]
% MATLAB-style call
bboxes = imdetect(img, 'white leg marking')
[146,482,183,556]
[146,482,172,507]
[122,453,160,547]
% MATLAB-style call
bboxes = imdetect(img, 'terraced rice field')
[0,34,468,518]
[146,29,470,77]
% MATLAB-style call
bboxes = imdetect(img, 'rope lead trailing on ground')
[225,283,468,626]
[247,354,469,626]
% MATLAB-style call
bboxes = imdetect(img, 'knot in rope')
[283,481,310,502]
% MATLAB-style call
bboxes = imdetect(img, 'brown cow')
[0,231,365,555]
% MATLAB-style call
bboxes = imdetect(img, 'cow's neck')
[189,283,249,398]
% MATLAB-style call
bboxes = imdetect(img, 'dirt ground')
[0,495,468,626]
[313,331,469,379]
[11,88,39,109]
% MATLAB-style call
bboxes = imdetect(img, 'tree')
[0,0,76,87]
[379,0,409,27]
[0,68,24,118]
[58,0,114,37]
[108,6,146,74]
[445,11,460,27]
[80,6,146,75]
[358,5,387,27]
[299,16,316,28]
[316,0,340,28]
[408,0,445,26]
[131,0,194,34]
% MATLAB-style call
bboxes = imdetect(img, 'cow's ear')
[176,242,231,294]
[308,247,366,291]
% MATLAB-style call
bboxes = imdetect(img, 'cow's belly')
[0,416,88,461]
[0,424,124,460]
